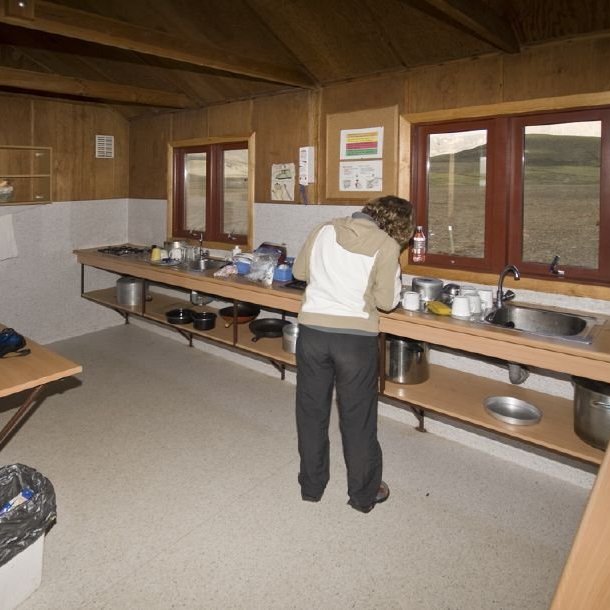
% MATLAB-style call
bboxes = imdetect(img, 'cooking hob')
[97,245,149,256]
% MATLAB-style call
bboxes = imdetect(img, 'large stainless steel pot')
[385,336,429,384]
[116,276,147,306]
[572,376,610,449]
[411,277,443,303]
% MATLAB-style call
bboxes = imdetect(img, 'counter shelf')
[79,266,296,374]
[76,247,610,465]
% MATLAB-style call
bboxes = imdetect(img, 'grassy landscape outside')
[428,134,600,268]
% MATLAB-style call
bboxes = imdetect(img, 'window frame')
[170,137,251,248]
[411,108,610,285]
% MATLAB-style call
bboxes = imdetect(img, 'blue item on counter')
[235,260,251,275]
[273,264,293,282]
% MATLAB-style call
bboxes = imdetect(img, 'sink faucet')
[549,255,565,277]
[190,231,207,258]
[496,264,520,309]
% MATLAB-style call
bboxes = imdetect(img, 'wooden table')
[0,325,82,450]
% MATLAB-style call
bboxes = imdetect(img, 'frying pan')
[249,318,291,342]
[219,303,261,328]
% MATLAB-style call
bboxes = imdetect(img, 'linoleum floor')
[0,325,590,609]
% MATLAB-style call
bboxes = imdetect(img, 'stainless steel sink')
[185,258,228,272]
[483,303,602,344]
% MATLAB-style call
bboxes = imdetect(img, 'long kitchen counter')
[75,247,610,383]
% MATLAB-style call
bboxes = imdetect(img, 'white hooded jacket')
[292,214,401,334]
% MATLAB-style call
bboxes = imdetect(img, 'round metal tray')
[483,396,542,426]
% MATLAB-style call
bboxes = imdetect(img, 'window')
[412,109,610,284]
[171,140,249,246]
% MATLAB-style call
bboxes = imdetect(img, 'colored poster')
[340,126,384,160]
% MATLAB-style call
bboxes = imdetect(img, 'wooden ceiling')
[0,0,608,117]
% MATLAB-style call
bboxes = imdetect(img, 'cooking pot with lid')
[116,276,148,307]
[411,277,443,303]
[572,376,610,449]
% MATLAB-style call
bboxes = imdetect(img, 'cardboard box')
[0,535,44,610]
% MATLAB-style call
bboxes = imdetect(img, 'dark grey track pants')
[295,325,382,507]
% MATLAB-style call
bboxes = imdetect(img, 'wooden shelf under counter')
[383,364,605,465]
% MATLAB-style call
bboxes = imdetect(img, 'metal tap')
[190,230,205,258]
[549,255,565,277]
[495,264,520,309]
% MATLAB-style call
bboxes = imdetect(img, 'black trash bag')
[0,463,57,567]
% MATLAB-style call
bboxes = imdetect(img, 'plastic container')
[235,260,251,275]
[273,264,293,282]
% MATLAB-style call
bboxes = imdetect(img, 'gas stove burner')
[98,245,148,256]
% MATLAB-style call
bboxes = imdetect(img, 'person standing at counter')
[292,195,414,513]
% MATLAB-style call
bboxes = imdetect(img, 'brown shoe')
[348,481,390,514]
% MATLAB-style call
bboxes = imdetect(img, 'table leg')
[0,385,45,450]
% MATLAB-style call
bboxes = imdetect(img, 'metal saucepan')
[219,303,261,328]
[192,311,217,331]
[249,318,291,342]
[166,308,194,324]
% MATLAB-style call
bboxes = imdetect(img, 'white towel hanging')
[0,214,18,261]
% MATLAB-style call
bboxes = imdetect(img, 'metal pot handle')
[591,400,610,408]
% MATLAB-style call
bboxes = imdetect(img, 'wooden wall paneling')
[406,55,503,114]
[89,106,129,199]
[129,113,171,199]
[32,99,128,201]
[0,94,33,145]
[33,99,82,201]
[252,90,314,204]
[170,108,209,142]
[207,100,253,137]
[502,37,610,102]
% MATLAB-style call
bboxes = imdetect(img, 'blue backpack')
[0,328,29,358]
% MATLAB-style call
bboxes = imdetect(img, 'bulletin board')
[325,105,398,201]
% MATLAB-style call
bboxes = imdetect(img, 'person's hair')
[361,195,415,250]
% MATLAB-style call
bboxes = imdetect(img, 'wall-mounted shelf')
[0,145,52,205]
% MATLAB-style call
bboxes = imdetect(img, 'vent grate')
[95,135,114,158]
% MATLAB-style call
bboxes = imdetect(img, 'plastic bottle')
[0,488,34,516]
[412,226,427,263]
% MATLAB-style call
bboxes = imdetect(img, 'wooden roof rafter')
[408,0,520,53]
[0,0,317,89]
[0,65,193,107]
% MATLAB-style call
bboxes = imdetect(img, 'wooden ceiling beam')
[0,66,193,107]
[0,0,315,88]
[413,0,520,53]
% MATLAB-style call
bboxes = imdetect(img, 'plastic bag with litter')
[245,252,279,287]
[0,463,57,567]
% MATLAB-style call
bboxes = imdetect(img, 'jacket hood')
[331,216,389,256]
